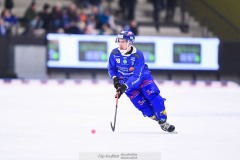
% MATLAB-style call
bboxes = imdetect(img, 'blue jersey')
[108,45,167,122]
[108,46,151,90]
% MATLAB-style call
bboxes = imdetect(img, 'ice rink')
[0,79,240,160]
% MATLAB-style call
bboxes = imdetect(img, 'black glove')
[115,84,127,99]
[113,77,121,90]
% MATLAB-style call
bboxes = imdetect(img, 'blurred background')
[0,0,239,84]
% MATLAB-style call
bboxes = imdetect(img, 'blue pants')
[125,75,167,122]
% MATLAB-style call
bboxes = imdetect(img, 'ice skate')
[158,121,175,132]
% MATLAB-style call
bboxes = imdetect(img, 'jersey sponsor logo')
[131,77,140,85]
[129,67,134,71]
[118,70,134,76]
[140,79,153,88]
[134,53,140,58]
[130,90,140,99]
[112,51,118,54]
[138,99,146,106]
[146,87,155,95]
[131,72,141,85]
[116,58,120,63]
[131,57,135,65]
[123,57,127,64]
[118,66,129,72]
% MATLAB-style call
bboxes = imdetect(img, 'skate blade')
[164,130,178,134]
[169,131,178,134]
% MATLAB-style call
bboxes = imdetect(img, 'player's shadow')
[117,131,178,134]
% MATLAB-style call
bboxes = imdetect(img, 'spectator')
[76,8,88,23]
[88,5,101,30]
[30,14,43,30]
[75,0,102,10]
[123,19,138,35]
[90,0,102,11]
[22,2,41,35]
[74,0,90,9]
[99,23,114,35]
[84,23,98,34]
[0,18,7,36]
[38,3,51,31]
[75,8,88,32]
[165,0,176,23]
[98,8,110,26]
[4,0,14,11]
[48,3,63,33]
[150,0,164,32]
[65,21,83,34]
[1,8,17,25]
[62,7,70,30]
[67,3,78,22]
[119,0,136,21]
[1,8,18,35]
[23,2,38,25]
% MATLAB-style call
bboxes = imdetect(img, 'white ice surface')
[0,80,240,160]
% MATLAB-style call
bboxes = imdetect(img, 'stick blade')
[110,122,115,132]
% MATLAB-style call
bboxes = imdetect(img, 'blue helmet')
[116,31,135,44]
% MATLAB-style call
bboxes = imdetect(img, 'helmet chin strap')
[118,42,132,55]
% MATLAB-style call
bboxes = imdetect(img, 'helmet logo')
[127,31,133,35]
